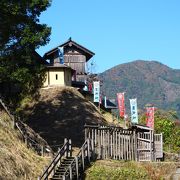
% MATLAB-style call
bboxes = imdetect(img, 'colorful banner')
[58,47,64,64]
[130,98,138,124]
[146,107,155,129]
[117,93,125,118]
[93,81,100,102]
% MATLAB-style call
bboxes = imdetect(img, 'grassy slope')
[19,87,107,150]
[85,160,179,180]
[0,111,50,180]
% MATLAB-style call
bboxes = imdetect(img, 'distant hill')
[99,60,180,116]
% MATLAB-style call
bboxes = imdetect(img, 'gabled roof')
[43,38,95,61]
[102,99,118,109]
[33,51,49,65]
[46,64,75,73]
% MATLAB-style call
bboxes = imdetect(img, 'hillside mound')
[20,87,107,150]
[0,111,49,180]
[99,60,180,116]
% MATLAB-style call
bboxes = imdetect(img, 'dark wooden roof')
[46,64,75,73]
[102,99,117,109]
[33,51,48,65]
[72,81,86,88]
[131,124,153,131]
[43,38,95,61]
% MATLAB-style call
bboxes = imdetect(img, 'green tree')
[139,109,180,152]
[0,0,51,105]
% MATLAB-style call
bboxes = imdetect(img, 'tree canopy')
[0,0,51,105]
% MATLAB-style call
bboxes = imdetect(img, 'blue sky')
[37,0,180,73]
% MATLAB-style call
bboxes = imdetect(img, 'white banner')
[93,81,100,102]
[130,98,138,124]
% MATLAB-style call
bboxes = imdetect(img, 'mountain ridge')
[99,60,180,116]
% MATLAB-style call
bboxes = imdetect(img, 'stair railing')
[62,138,94,180]
[38,138,72,180]
[0,98,15,125]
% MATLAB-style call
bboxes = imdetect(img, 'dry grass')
[19,87,108,150]
[0,111,50,180]
[101,110,123,126]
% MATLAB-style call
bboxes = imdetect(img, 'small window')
[56,74,58,80]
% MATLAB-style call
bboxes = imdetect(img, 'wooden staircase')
[51,157,76,180]
[39,138,94,180]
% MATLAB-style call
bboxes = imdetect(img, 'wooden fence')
[85,125,163,162]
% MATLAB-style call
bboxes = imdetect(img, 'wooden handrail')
[0,98,51,156]
[0,98,14,122]
[63,138,93,179]
[39,138,71,180]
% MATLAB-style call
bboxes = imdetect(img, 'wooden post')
[64,138,68,157]
[160,133,163,159]
[102,128,105,159]
[118,131,121,160]
[122,132,124,160]
[126,134,129,160]
[82,148,84,170]
[92,130,94,152]
[75,156,79,180]
[69,139,72,157]
[95,128,97,151]
[150,130,152,161]
[130,132,133,160]
[87,138,90,162]
[98,129,101,159]
[110,132,112,157]
[85,126,87,140]
[107,129,110,158]
[62,175,65,180]
[69,166,72,180]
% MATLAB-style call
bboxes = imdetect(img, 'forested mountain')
[99,60,180,116]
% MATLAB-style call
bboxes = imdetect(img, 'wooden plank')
[118,131,120,160]
[75,156,79,180]
[122,131,125,160]
[110,133,113,157]
[113,130,115,159]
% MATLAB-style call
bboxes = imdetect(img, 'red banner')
[146,107,155,129]
[117,93,125,118]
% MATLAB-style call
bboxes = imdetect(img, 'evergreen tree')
[0,0,51,105]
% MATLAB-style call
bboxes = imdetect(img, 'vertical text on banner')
[130,98,138,124]
[117,93,125,118]
[93,81,100,102]
[146,107,155,129]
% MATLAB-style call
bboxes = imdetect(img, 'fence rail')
[62,138,93,180]
[39,138,72,180]
[0,98,51,156]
